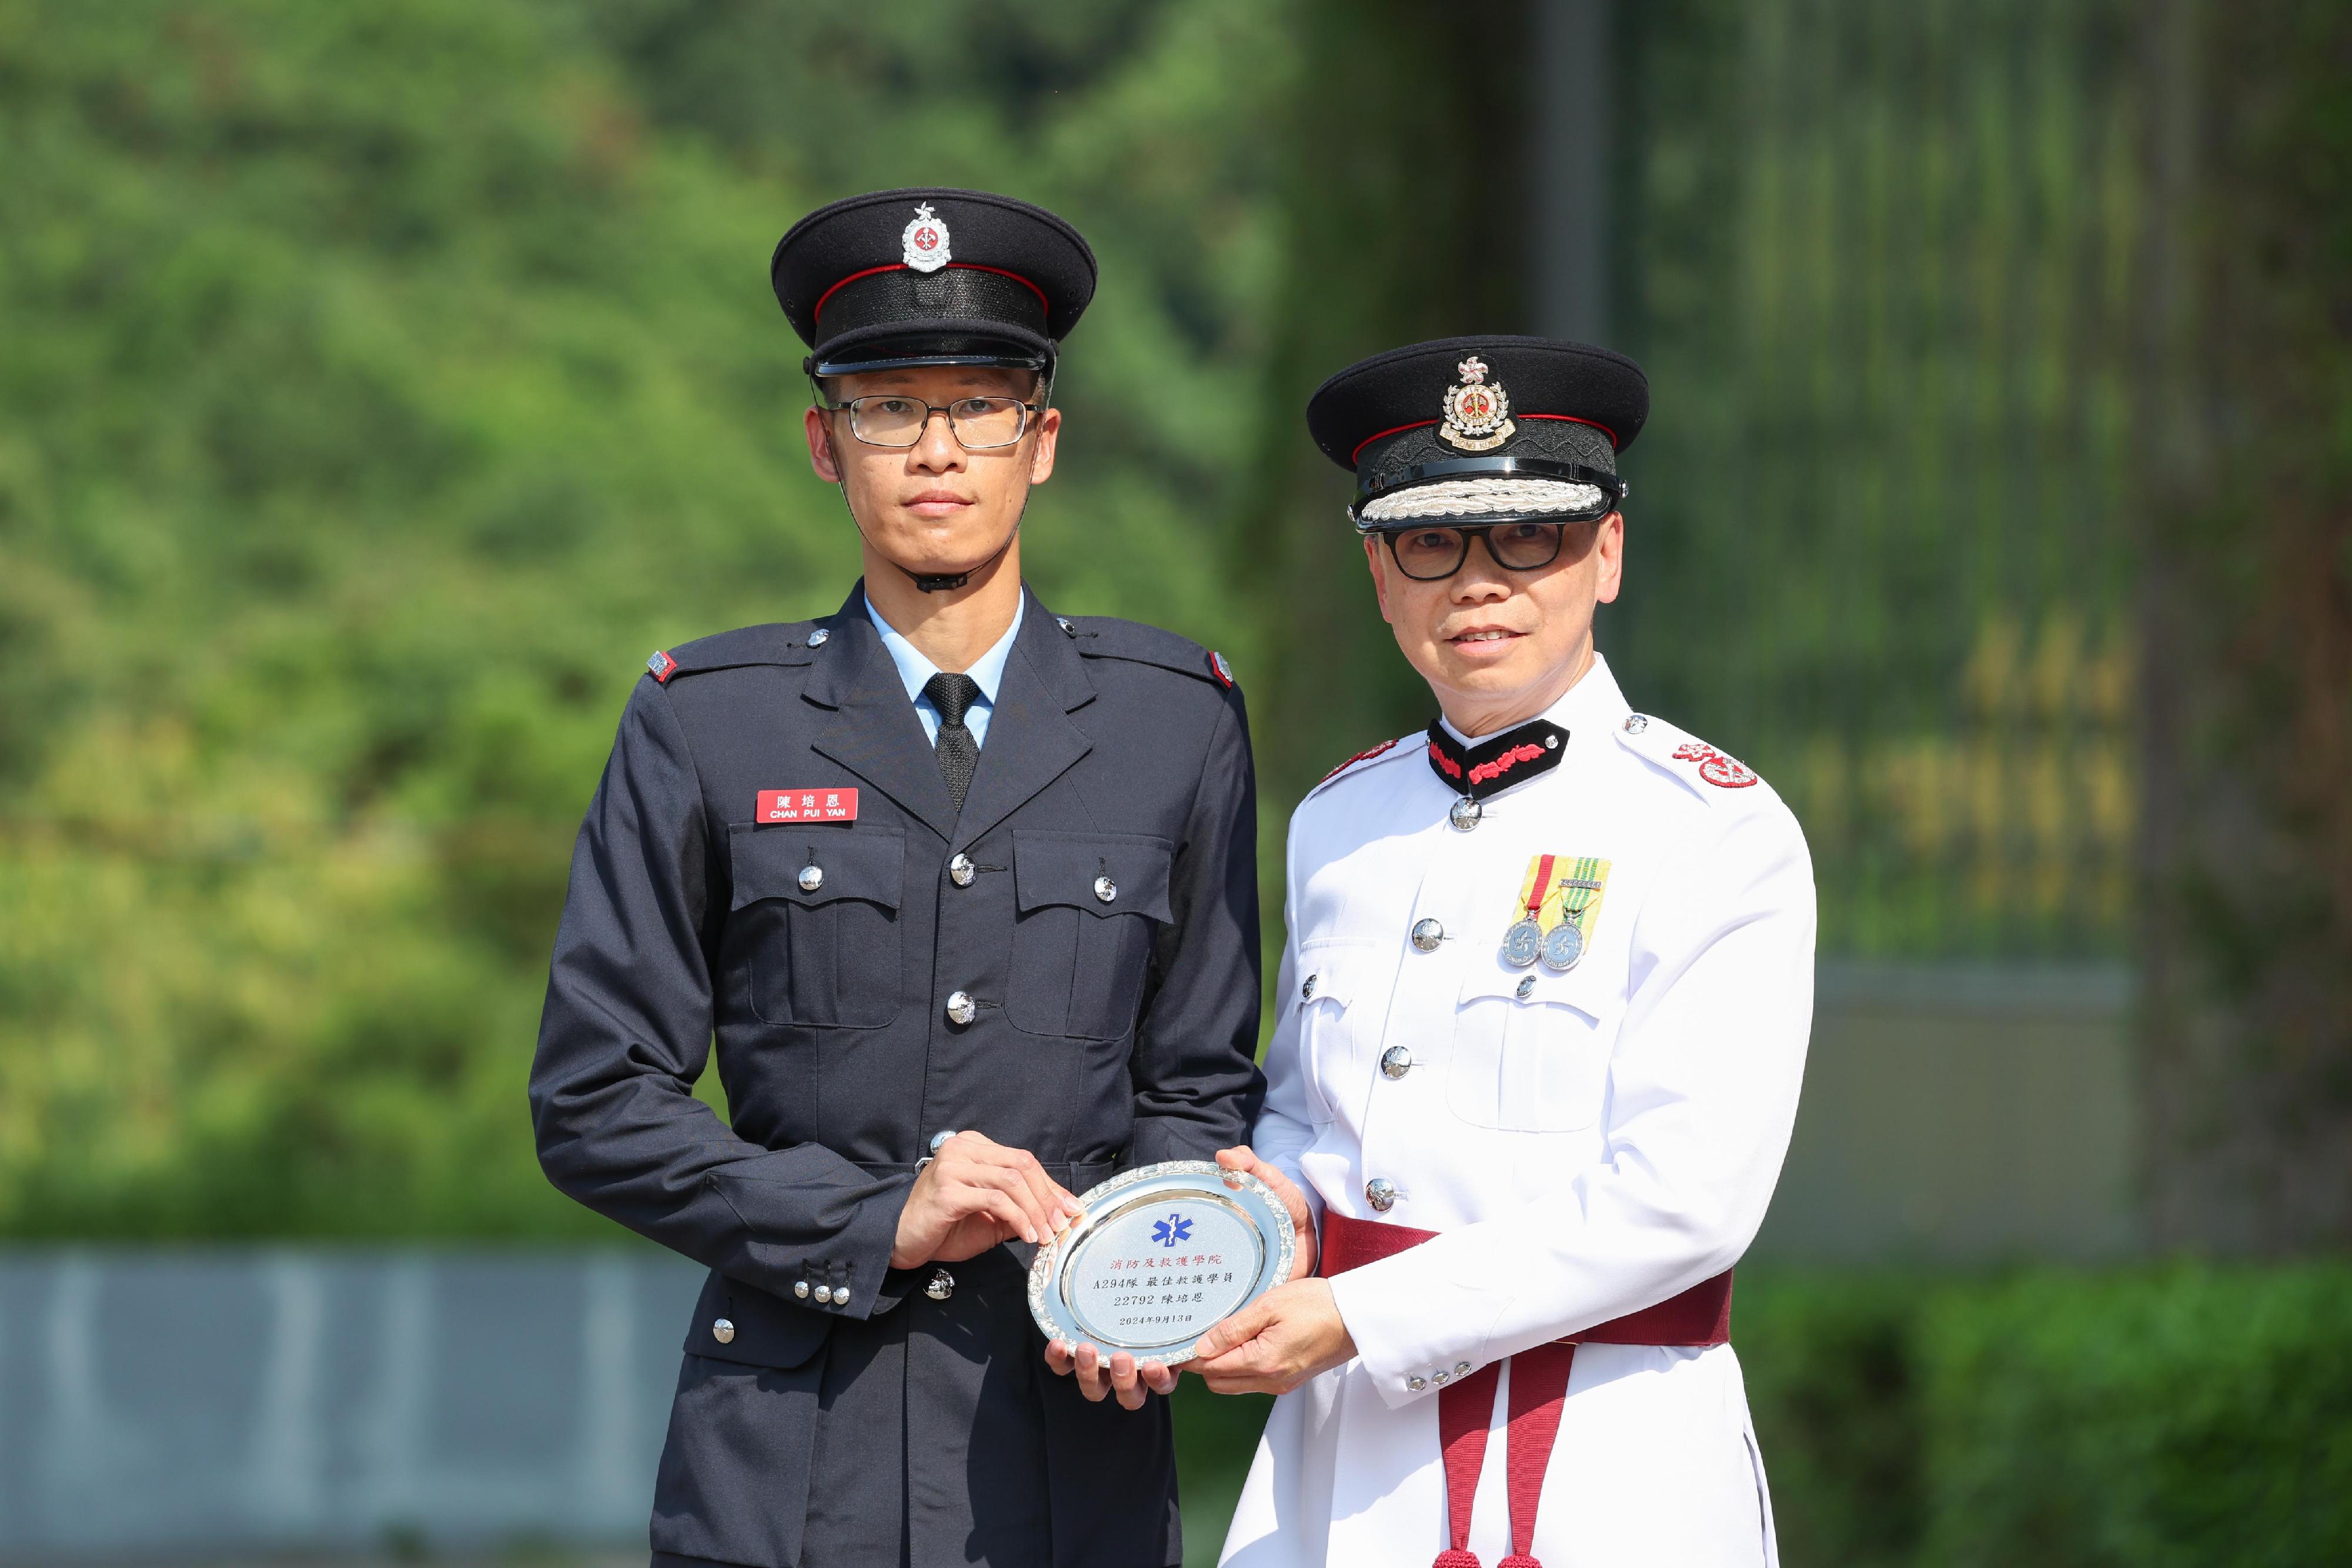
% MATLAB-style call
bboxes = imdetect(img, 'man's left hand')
[1188,1278,1356,1396]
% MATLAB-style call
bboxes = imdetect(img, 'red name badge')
[757,787,859,824]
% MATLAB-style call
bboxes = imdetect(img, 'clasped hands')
[895,1134,1354,1411]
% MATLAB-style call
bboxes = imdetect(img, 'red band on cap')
[811,262,1051,323]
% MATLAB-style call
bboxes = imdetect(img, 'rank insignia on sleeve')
[1671,740,1759,789]
[1499,854,1612,972]
[647,650,678,684]
[901,202,952,272]
[1440,353,1516,453]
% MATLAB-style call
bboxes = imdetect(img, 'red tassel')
[1498,1557,1544,1568]
[1432,1553,1483,1568]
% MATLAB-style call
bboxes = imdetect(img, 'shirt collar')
[864,588,1026,707]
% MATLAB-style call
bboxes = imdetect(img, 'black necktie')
[924,671,983,810]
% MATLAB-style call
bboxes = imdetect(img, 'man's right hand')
[891,1131,1083,1269]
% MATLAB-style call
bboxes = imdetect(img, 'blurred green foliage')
[1736,1265,2352,1567]
[0,0,1298,1238]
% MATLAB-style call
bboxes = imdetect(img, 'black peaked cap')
[1307,336,1651,486]
[772,188,1098,375]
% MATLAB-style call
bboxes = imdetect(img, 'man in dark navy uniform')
[529,188,1264,1568]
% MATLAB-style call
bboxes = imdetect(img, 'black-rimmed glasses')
[1378,521,1588,581]
[818,394,1041,450]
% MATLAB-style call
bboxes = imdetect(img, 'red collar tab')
[1424,718,1568,800]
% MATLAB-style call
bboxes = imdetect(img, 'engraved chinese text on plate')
[1027,1159,1297,1363]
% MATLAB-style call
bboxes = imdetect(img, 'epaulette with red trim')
[1611,710,1772,804]
[643,622,820,685]
[1304,735,1412,801]
[1058,614,1241,694]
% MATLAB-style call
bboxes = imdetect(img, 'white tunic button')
[1410,918,1444,952]
[948,853,975,887]
[1515,975,1536,999]
[926,1268,955,1301]
[946,991,977,1025]
[1365,1178,1397,1212]
[711,1317,735,1344]
[1094,875,1117,903]
[798,864,824,892]
[806,627,829,647]
[1380,1046,1413,1079]
[793,1281,810,1299]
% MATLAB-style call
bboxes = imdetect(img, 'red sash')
[1319,1212,1733,1568]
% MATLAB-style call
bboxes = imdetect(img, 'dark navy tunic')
[529,582,1264,1568]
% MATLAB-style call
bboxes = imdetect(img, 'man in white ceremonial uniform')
[1194,337,1815,1568]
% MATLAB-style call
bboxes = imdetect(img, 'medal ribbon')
[1522,854,1557,922]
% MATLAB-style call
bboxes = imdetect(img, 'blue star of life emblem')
[1150,1213,1193,1248]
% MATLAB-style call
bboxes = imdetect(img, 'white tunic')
[1218,654,1814,1568]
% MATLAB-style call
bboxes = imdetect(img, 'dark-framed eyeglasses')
[818,394,1041,450]
[1375,520,1598,581]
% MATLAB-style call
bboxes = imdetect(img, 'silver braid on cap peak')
[1358,476,1608,523]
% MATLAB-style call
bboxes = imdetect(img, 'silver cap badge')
[901,202,951,272]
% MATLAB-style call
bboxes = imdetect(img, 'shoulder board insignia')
[1320,737,1400,784]
[1671,740,1759,789]
[1209,650,1235,689]
[647,650,678,684]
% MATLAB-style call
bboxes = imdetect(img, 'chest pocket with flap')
[1292,944,1381,1126]
[729,824,905,1028]
[1007,831,1174,1041]
[1447,959,1619,1132]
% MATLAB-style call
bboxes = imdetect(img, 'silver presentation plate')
[1028,1159,1297,1365]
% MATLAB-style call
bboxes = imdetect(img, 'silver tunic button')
[1455,1361,1473,1376]
[1515,975,1536,1000]
[814,1285,834,1305]
[1410,918,1444,952]
[929,1129,959,1155]
[1408,1375,1428,1392]
[1449,797,1482,831]
[711,1317,735,1345]
[793,1281,810,1299]
[1301,974,1318,999]
[797,864,824,892]
[946,991,977,1025]
[948,852,975,887]
[1433,1370,1451,1385]
[1623,713,1649,733]
[1380,1045,1413,1079]
[806,627,829,647]
[1365,1178,1397,1212]
[1094,875,1117,903]
[926,1268,955,1301]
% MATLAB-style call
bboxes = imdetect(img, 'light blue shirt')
[864,590,1024,750]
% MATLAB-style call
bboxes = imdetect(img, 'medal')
[1500,853,1559,967]
[1539,918,1585,971]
